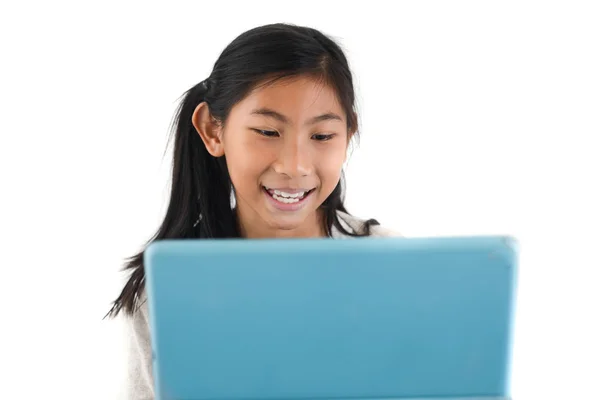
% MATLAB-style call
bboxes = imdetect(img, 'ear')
[192,102,224,157]
[347,111,358,138]
[345,111,358,162]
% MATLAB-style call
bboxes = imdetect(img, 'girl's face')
[195,76,351,238]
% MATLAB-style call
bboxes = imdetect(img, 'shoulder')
[334,210,401,238]
[122,290,151,342]
[122,290,155,399]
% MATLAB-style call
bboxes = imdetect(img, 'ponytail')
[106,81,238,318]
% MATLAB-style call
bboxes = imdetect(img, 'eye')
[312,133,336,141]
[252,129,280,138]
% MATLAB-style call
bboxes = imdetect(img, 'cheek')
[224,139,269,193]
[316,143,347,186]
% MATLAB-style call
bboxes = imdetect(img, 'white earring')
[193,213,203,228]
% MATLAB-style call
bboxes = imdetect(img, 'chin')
[267,217,304,231]
[264,212,309,231]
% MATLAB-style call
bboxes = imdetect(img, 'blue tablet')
[144,236,518,400]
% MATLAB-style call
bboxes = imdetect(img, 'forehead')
[233,76,345,122]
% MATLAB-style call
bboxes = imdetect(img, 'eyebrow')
[250,107,343,126]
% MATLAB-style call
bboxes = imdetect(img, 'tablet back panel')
[145,236,517,400]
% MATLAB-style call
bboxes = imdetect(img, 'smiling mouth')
[262,186,315,204]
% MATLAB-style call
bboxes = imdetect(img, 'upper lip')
[263,186,313,193]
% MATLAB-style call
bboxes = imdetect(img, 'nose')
[272,137,312,178]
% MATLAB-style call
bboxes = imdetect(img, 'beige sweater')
[122,211,399,399]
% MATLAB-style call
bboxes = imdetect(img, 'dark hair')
[107,23,379,318]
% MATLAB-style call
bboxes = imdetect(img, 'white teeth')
[273,189,306,198]
[264,188,311,204]
[264,187,311,204]
[273,194,301,203]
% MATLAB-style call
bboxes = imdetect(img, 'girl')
[108,23,399,399]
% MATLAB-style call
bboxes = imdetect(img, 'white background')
[1,1,598,399]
